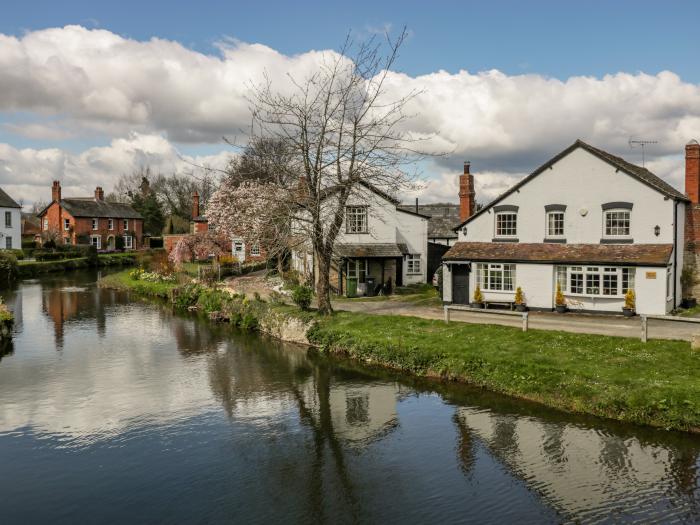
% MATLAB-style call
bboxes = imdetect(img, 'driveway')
[332,300,700,342]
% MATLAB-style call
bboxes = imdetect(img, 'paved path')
[332,300,700,342]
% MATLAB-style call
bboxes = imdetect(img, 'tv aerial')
[628,138,658,167]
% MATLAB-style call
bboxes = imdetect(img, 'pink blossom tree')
[169,232,230,266]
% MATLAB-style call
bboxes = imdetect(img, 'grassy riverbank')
[99,269,700,432]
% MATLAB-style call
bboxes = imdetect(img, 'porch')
[333,243,408,297]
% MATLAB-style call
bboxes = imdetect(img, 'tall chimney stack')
[192,191,200,219]
[52,181,61,202]
[686,140,700,204]
[94,187,104,201]
[459,161,476,222]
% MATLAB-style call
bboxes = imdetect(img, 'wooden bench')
[484,301,515,310]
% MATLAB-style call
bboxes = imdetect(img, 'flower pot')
[555,304,567,314]
[515,303,528,312]
[470,302,484,309]
[622,307,635,318]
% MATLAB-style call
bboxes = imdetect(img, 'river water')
[0,270,699,524]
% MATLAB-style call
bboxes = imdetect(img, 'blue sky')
[2,0,698,82]
[1,0,699,204]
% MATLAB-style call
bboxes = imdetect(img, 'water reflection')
[0,271,698,524]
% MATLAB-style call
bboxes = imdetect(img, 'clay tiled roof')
[335,243,409,258]
[443,242,673,266]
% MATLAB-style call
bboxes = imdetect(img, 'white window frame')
[406,254,421,275]
[43,218,48,230]
[604,209,631,238]
[345,206,368,234]
[546,211,565,238]
[5,236,12,249]
[123,219,129,230]
[63,218,70,231]
[4,211,11,228]
[92,218,99,230]
[475,263,515,292]
[557,265,635,298]
[90,235,101,250]
[495,212,517,238]
[108,219,114,230]
[347,259,368,282]
[64,236,71,245]
[123,235,133,250]
[250,243,260,256]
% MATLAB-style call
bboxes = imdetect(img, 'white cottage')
[291,181,429,296]
[442,140,689,315]
[0,186,21,251]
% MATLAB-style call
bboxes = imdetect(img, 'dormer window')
[493,205,518,239]
[346,206,368,234]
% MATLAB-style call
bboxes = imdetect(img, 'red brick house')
[164,192,268,264]
[38,181,144,250]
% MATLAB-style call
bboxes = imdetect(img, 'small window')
[495,212,517,237]
[546,211,564,237]
[43,218,48,230]
[64,218,70,231]
[92,218,99,230]
[250,243,260,256]
[406,254,421,274]
[346,207,368,234]
[123,235,133,249]
[5,236,12,249]
[622,268,635,293]
[123,219,129,230]
[233,240,244,253]
[108,219,114,230]
[4,211,11,228]
[90,235,101,249]
[604,210,630,237]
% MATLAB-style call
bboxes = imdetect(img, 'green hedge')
[17,253,137,277]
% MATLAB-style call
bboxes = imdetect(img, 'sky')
[1,0,699,207]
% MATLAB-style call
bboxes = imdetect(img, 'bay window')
[476,263,515,291]
[556,266,635,297]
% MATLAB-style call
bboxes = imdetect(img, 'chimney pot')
[94,187,104,201]
[464,161,470,175]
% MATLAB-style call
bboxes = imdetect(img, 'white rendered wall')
[459,147,677,246]
[0,207,21,250]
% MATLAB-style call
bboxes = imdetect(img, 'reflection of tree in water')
[205,338,367,522]
[0,339,14,363]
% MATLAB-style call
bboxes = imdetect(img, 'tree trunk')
[316,251,333,315]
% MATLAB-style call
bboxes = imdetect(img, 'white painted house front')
[0,186,22,251]
[442,140,689,315]
[292,181,429,295]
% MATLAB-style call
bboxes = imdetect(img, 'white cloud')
[0,133,231,205]
[0,25,699,206]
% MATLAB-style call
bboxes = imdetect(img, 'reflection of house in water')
[455,407,700,521]
[326,384,400,446]
[42,285,113,347]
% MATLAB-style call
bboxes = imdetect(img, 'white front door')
[233,239,245,262]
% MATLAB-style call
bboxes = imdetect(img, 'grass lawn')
[309,311,700,431]
[98,269,178,299]
[334,283,442,307]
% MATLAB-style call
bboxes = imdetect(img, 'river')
[0,270,699,524]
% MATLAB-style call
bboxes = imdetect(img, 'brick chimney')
[192,191,200,219]
[51,181,61,202]
[686,140,700,204]
[94,186,104,201]
[459,161,476,222]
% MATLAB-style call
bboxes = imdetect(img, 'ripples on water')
[0,270,698,524]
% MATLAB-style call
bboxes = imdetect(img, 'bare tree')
[240,28,430,314]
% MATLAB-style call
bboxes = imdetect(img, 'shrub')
[555,283,566,306]
[240,313,258,331]
[292,284,313,311]
[0,252,18,282]
[473,285,484,303]
[173,283,202,309]
[6,249,25,260]
[115,235,125,250]
[624,289,636,310]
[514,286,525,305]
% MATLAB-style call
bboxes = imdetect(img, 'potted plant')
[555,282,567,313]
[471,285,484,309]
[622,289,636,317]
[514,286,527,312]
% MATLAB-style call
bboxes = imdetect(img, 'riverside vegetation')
[98,267,700,433]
